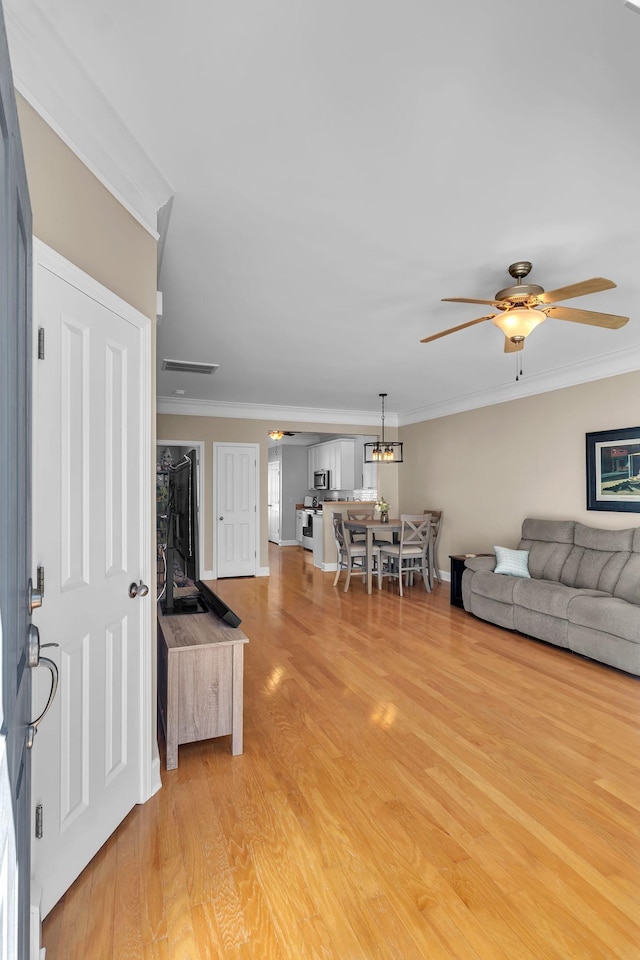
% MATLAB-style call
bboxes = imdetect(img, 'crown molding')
[399,344,640,425]
[157,347,640,428]
[156,396,397,428]
[4,0,173,237]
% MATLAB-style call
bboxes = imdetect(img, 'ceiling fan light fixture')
[492,306,545,341]
[269,430,284,441]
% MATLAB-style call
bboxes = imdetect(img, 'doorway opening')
[156,440,205,596]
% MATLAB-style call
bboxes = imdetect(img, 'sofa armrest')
[464,554,496,573]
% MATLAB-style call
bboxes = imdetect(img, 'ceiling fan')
[421,261,629,353]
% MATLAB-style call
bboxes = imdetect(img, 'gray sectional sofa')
[461,518,640,676]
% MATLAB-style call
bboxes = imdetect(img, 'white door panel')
[31,255,152,918]
[267,460,280,544]
[215,444,258,578]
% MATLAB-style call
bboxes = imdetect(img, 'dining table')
[343,517,403,595]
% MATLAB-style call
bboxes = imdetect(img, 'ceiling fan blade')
[504,337,524,353]
[442,297,503,307]
[537,277,616,304]
[420,315,495,343]
[543,305,629,329]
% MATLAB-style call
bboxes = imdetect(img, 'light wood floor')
[43,544,640,959]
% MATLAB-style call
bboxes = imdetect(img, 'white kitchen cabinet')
[308,439,355,490]
[335,439,355,489]
[325,442,338,486]
[295,509,306,546]
[362,459,377,489]
[307,444,325,487]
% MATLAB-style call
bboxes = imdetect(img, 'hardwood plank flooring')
[42,544,640,959]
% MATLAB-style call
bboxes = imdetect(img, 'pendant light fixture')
[364,393,403,463]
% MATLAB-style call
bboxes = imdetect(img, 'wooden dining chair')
[379,514,432,597]
[423,509,443,586]
[333,512,382,592]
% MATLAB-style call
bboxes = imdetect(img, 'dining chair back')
[423,509,443,585]
[332,512,382,592]
[378,513,432,597]
[346,504,392,546]
[346,506,376,520]
[346,505,375,542]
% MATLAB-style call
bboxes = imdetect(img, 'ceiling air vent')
[162,359,219,374]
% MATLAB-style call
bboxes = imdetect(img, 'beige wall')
[17,95,157,320]
[157,415,399,572]
[398,371,640,571]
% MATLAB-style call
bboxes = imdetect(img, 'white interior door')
[268,460,280,544]
[214,443,258,578]
[30,245,154,919]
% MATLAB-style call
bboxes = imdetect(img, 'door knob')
[218,516,224,521]
[129,580,149,598]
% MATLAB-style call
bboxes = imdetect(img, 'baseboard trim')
[149,757,162,797]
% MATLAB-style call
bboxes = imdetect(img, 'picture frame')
[586,426,640,513]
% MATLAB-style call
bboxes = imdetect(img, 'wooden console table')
[157,606,249,770]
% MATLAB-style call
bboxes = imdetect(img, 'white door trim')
[32,237,159,810]
[156,440,207,577]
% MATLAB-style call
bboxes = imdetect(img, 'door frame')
[156,440,206,577]
[212,442,261,579]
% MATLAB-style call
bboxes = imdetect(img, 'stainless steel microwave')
[313,469,330,490]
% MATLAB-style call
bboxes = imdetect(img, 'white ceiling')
[7,0,640,424]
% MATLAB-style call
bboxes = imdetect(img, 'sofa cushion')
[568,595,640,645]
[520,518,575,543]
[493,546,531,578]
[612,527,640,605]
[613,553,640,605]
[469,569,519,604]
[519,519,575,581]
[512,578,606,619]
[560,524,634,592]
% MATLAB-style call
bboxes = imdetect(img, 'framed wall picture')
[586,426,640,512]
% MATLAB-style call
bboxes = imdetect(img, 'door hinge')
[35,803,43,839]
[37,565,45,598]
[37,327,45,360]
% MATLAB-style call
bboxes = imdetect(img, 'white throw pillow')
[493,545,531,578]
